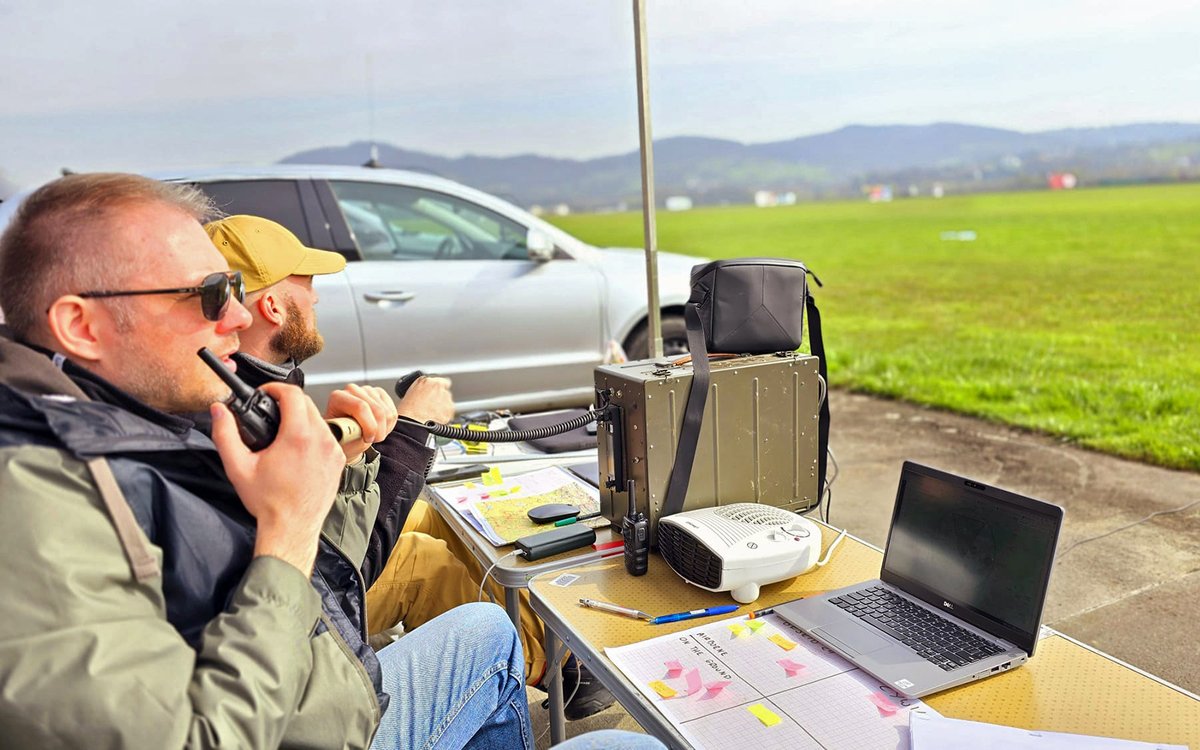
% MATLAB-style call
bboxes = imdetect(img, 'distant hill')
[280,122,1200,210]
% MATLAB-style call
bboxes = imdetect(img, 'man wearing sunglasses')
[204,214,616,722]
[0,173,537,749]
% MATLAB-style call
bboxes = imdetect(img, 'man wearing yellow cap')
[206,214,346,377]
[205,214,615,721]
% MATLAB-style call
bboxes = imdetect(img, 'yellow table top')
[529,525,1199,748]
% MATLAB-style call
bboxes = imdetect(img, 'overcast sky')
[3,0,1200,190]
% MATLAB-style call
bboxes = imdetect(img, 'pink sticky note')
[704,680,731,695]
[868,691,900,715]
[664,660,683,678]
[777,658,807,677]
[684,668,702,696]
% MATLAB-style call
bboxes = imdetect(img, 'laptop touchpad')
[815,622,892,655]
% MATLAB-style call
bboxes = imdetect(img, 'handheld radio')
[198,348,363,451]
[198,348,280,451]
[621,478,649,576]
[394,370,425,399]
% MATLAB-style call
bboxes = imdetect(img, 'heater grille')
[657,521,722,589]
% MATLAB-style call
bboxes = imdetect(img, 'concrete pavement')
[534,388,1200,746]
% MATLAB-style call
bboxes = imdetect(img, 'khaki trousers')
[364,499,548,684]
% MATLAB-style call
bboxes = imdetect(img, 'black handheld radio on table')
[622,478,649,576]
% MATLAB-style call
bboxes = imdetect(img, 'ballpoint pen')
[650,605,739,625]
[747,607,775,619]
[578,598,652,621]
[554,512,602,527]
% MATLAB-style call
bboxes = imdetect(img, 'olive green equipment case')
[595,351,823,544]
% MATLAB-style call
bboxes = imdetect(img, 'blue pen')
[650,605,739,625]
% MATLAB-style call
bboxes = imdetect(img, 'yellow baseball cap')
[204,215,347,293]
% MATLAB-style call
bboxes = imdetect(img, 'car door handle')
[363,291,416,303]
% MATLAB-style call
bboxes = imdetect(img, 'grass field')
[549,183,1200,471]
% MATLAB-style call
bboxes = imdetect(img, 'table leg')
[544,625,566,746]
[504,586,521,628]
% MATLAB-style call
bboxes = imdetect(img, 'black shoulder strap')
[661,302,710,518]
[806,294,830,499]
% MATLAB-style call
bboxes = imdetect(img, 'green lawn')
[549,184,1200,471]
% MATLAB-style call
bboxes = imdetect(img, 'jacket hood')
[0,332,212,458]
[0,327,88,399]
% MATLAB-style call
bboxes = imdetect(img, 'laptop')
[776,461,1063,698]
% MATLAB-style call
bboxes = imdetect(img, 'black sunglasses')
[78,271,245,322]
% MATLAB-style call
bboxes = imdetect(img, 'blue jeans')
[552,730,667,749]
[370,602,533,750]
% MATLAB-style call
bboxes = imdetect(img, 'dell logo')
[943,601,954,609]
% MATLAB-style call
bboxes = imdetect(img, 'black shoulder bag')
[661,257,830,518]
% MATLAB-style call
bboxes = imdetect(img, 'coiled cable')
[409,409,605,443]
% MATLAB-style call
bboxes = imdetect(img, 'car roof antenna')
[363,144,381,169]
[361,53,381,169]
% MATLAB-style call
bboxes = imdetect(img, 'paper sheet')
[909,714,1187,750]
[607,613,939,749]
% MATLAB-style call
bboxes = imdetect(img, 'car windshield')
[330,180,530,261]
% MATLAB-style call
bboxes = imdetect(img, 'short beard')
[116,342,230,415]
[270,296,324,364]
[105,300,227,414]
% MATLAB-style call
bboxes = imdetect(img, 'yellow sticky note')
[648,680,677,699]
[746,620,766,632]
[480,467,503,486]
[769,634,797,651]
[748,703,781,727]
[509,485,521,494]
[727,623,747,637]
[464,482,477,489]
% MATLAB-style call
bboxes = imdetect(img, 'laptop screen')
[881,463,1062,652]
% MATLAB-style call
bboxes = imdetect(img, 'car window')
[329,181,530,262]
[193,180,313,245]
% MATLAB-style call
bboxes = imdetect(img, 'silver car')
[0,166,699,413]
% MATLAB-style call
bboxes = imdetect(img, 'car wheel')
[623,313,689,360]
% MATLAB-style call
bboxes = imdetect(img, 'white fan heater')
[656,503,822,604]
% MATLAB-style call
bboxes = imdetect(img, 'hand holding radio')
[325,383,398,463]
[199,347,371,454]
[395,371,455,424]
[209,380,344,576]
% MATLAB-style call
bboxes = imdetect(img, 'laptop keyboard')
[830,586,1005,671]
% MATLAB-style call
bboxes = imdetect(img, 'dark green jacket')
[0,335,382,749]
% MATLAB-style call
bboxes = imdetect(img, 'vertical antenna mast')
[365,53,379,168]
[633,0,663,359]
